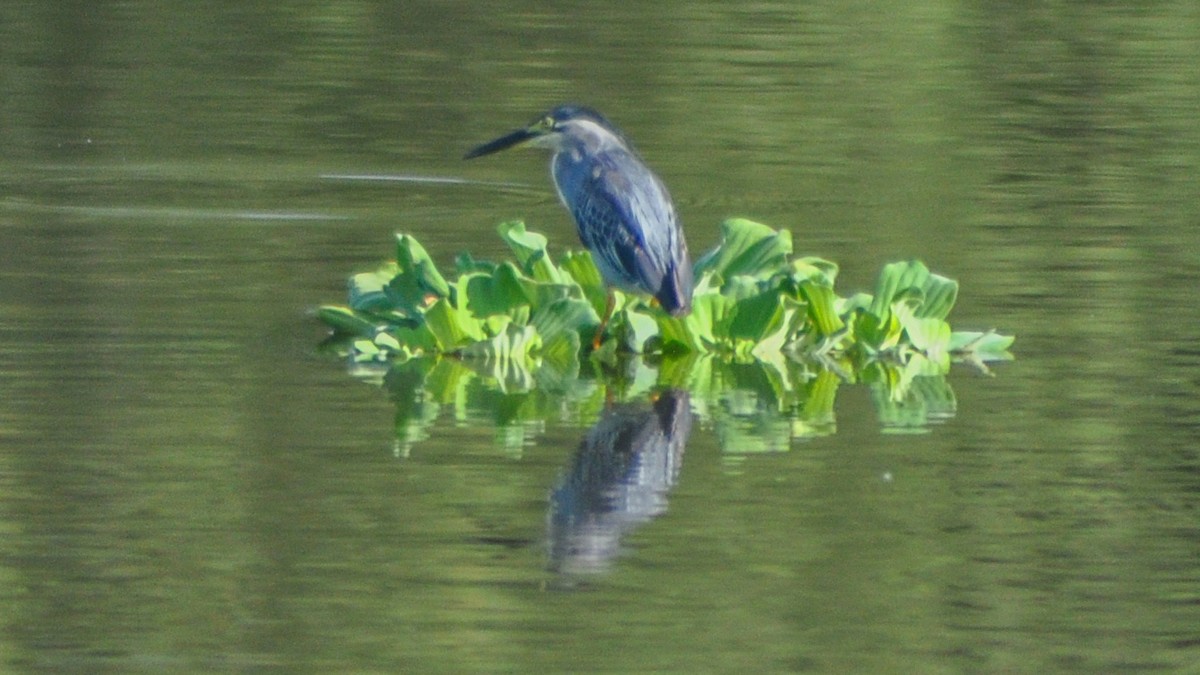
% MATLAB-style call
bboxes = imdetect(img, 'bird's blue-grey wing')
[569,152,675,292]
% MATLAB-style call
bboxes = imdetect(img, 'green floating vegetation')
[317,218,1014,384]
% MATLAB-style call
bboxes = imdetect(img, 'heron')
[464,105,693,347]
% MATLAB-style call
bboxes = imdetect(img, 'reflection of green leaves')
[342,350,970,459]
[864,355,958,434]
[318,218,1014,377]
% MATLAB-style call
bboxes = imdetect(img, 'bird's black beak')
[463,127,538,160]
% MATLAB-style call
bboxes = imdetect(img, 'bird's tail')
[657,260,694,317]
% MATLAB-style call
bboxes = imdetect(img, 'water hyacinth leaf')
[730,288,787,343]
[855,308,903,352]
[791,256,839,286]
[455,251,496,275]
[559,249,603,289]
[920,273,958,320]
[529,251,562,284]
[721,275,765,303]
[559,249,607,318]
[317,305,379,337]
[462,264,533,317]
[893,301,952,360]
[609,306,661,353]
[657,296,708,352]
[870,260,957,319]
[319,219,1014,371]
[498,220,563,283]
[869,261,912,319]
[752,295,806,362]
[395,233,450,299]
[950,330,1016,361]
[694,218,792,282]
[482,314,515,337]
[522,277,578,312]
[497,220,547,266]
[531,296,599,344]
[349,267,397,313]
[838,291,873,316]
[796,280,844,337]
[424,297,486,350]
[386,323,438,355]
[659,291,736,352]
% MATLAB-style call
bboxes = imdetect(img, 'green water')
[1,2,1198,672]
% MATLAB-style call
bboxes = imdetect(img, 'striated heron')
[464,105,693,343]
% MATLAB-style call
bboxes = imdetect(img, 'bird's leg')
[592,290,616,350]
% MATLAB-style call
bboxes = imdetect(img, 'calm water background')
[2,2,1198,672]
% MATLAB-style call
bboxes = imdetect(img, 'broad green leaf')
[753,295,806,362]
[870,261,917,319]
[730,288,786,342]
[609,306,660,353]
[792,256,839,285]
[455,251,496,275]
[920,273,958,320]
[659,291,735,353]
[531,296,599,343]
[497,220,547,265]
[350,266,397,312]
[722,275,766,302]
[395,233,450,298]
[317,305,379,337]
[868,260,958,321]
[462,264,532,317]
[559,249,608,318]
[384,323,438,354]
[854,308,902,352]
[838,292,873,316]
[498,220,563,283]
[424,297,486,350]
[950,330,1016,361]
[893,301,951,359]
[694,218,792,282]
[796,280,845,337]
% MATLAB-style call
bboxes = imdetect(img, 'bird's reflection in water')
[548,389,693,575]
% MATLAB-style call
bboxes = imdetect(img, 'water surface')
[1,2,1198,672]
